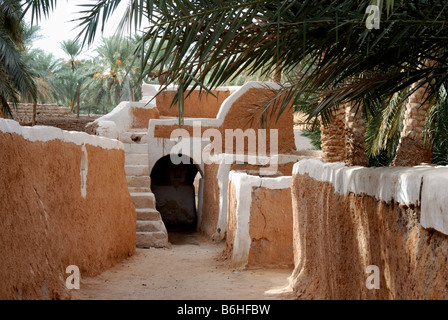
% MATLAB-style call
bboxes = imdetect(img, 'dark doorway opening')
[150,155,200,233]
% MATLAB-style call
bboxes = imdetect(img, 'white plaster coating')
[294,130,315,151]
[141,83,158,100]
[206,152,302,241]
[420,168,448,235]
[197,177,204,228]
[0,118,123,150]
[227,170,292,268]
[228,171,259,269]
[214,158,232,241]
[92,100,157,136]
[93,101,132,134]
[95,120,118,140]
[260,175,292,189]
[294,158,448,235]
[206,152,305,166]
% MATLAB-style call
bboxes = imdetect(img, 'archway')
[150,154,202,233]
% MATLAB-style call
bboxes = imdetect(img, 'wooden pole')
[76,83,80,118]
[32,101,37,126]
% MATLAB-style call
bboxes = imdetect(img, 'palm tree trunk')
[76,84,80,118]
[344,102,369,166]
[392,82,433,166]
[321,101,369,166]
[321,104,346,163]
[32,101,37,126]
[273,64,282,82]
[116,83,120,104]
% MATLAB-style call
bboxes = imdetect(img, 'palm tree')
[60,39,83,115]
[19,23,54,124]
[26,0,448,166]
[320,104,347,163]
[424,87,448,165]
[392,82,434,166]
[24,1,448,112]
[81,36,138,113]
[0,0,37,117]
[21,23,60,105]
[60,39,82,72]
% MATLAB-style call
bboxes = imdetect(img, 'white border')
[0,119,123,150]
[293,158,448,235]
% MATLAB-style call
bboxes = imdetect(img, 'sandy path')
[71,232,294,300]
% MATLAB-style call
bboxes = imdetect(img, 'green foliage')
[301,126,322,151]
[80,36,142,113]
[364,89,407,166]
[17,0,448,155]
[94,0,448,125]
[0,1,37,116]
[424,89,448,166]
[20,33,146,114]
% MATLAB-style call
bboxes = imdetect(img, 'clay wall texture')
[37,116,100,132]
[151,87,296,155]
[247,185,293,268]
[155,89,235,119]
[0,120,136,300]
[9,103,101,132]
[131,107,160,129]
[199,160,299,240]
[199,162,221,237]
[224,171,293,269]
[290,159,448,299]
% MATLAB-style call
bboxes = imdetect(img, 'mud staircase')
[120,129,170,248]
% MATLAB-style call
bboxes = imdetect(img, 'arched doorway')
[150,154,202,232]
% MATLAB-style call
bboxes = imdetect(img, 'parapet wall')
[9,103,101,132]
[223,170,293,269]
[199,154,303,241]
[290,158,448,299]
[149,82,296,155]
[156,87,237,118]
[0,119,136,300]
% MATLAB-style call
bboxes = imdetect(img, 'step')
[136,231,169,249]
[136,220,165,232]
[120,131,148,144]
[125,153,149,166]
[130,192,156,209]
[128,187,151,193]
[127,176,151,188]
[127,128,150,133]
[136,208,161,221]
[125,165,149,176]
[123,143,148,154]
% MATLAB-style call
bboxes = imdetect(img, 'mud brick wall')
[290,158,448,299]
[224,171,293,269]
[0,119,136,300]
[37,116,101,132]
[9,103,100,132]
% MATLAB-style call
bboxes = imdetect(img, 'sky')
[25,1,143,60]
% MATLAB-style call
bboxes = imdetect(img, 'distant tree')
[82,36,138,113]
[0,1,36,117]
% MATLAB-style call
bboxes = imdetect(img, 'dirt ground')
[71,231,295,300]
